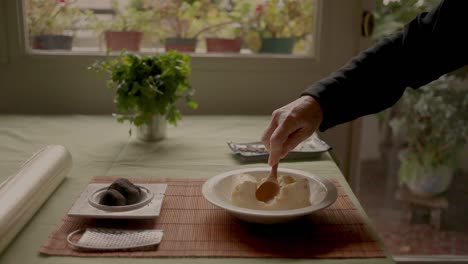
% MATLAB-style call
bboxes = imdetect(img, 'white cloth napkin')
[0,145,72,254]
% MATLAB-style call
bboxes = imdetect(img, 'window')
[355,0,468,262]
[25,0,315,57]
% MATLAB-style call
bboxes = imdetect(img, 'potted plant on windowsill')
[143,0,208,52]
[26,0,92,50]
[146,0,239,53]
[251,0,314,54]
[91,0,153,52]
[88,50,198,141]
[203,1,253,53]
[389,75,468,197]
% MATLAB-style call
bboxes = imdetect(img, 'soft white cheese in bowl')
[202,167,338,224]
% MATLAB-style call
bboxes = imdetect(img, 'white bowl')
[202,167,338,224]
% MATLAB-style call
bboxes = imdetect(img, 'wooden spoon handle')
[270,164,278,179]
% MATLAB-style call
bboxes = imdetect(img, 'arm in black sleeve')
[301,0,468,132]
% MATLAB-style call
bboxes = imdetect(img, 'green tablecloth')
[0,115,395,264]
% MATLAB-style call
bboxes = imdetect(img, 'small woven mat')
[39,177,385,258]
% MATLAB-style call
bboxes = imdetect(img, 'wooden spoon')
[255,164,280,202]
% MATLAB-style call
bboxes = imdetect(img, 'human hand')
[262,95,323,166]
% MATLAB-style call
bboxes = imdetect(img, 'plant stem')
[193,20,237,38]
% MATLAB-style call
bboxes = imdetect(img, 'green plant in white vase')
[88,50,198,140]
[389,75,468,196]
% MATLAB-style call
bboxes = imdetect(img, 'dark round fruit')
[99,189,127,206]
[107,178,141,205]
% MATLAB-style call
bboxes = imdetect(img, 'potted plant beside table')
[390,75,468,196]
[88,50,198,141]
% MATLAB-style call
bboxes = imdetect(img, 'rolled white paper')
[0,145,72,254]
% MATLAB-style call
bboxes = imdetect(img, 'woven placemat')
[40,177,385,258]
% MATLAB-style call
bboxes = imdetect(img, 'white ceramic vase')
[136,115,167,141]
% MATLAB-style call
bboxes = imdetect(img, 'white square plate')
[67,183,167,219]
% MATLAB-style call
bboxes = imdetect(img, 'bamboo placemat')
[39,177,385,258]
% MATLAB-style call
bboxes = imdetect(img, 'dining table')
[0,115,395,264]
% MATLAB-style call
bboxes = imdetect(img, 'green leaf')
[88,49,197,127]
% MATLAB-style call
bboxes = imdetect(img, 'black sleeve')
[301,0,468,132]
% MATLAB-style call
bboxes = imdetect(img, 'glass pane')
[356,0,468,260]
[24,0,315,56]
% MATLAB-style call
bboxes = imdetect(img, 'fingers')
[279,128,313,159]
[261,112,279,152]
[263,96,323,165]
[268,117,299,165]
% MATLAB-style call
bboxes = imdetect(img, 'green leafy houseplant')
[373,0,442,126]
[88,50,198,132]
[201,1,253,52]
[202,0,253,38]
[89,0,154,52]
[145,0,245,52]
[389,75,468,194]
[373,0,468,195]
[147,0,211,39]
[373,0,440,42]
[25,0,92,49]
[91,0,153,33]
[141,0,207,52]
[252,0,313,38]
[250,0,314,53]
[26,0,91,36]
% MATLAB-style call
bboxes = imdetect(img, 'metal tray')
[227,134,331,161]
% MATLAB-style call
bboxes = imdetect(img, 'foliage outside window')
[373,0,440,42]
[89,1,154,34]
[374,0,468,187]
[26,0,92,36]
[24,0,316,56]
[390,75,468,184]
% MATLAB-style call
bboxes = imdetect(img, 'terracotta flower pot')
[32,35,73,50]
[206,38,242,53]
[104,31,143,52]
[165,38,197,52]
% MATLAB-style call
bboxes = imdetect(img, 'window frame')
[0,0,8,64]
